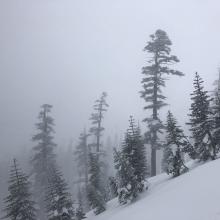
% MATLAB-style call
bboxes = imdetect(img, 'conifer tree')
[45,166,75,220]
[87,92,109,214]
[211,70,220,154]
[141,29,184,176]
[75,129,90,210]
[75,189,86,220]
[3,159,36,220]
[114,117,148,204]
[188,73,216,161]
[31,104,57,219]
[87,153,106,214]
[162,111,188,177]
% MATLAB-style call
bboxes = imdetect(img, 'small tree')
[162,111,188,177]
[3,159,36,220]
[87,153,106,215]
[114,117,148,204]
[188,73,216,161]
[45,167,75,220]
[140,29,184,176]
[75,189,86,220]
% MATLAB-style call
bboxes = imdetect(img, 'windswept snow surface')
[87,159,220,220]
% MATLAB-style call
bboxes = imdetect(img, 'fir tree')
[188,73,216,161]
[114,148,137,204]
[87,92,109,214]
[87,153,106,215]
[45,166,75,220]
[140,29,184,176]
[114,117,148,204]
[162,111,188,177]
[31,104,57,219]
[2,159,36,220]
[74,129,90,210]
[75,189,86,220]
[211,70,220,154]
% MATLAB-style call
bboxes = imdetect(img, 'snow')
[86,159,220,220]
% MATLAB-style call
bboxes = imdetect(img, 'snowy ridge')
[86,159,220,220]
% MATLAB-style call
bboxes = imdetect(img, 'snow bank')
[86,159,220,220]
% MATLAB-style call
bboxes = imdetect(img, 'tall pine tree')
[31,104,57,219]
[162,111,188,177]
[3,159,36,220]
[141,29,184,176]
[188,72,216,161]
[87,92,109,214]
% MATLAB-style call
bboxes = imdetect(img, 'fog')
[0,0,220,159]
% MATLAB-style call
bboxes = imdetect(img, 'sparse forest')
[2,28,220,220]
[1,0,220,217]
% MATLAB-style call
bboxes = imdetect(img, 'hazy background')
[0,0,220,161]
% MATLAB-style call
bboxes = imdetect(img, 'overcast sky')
[0,0,220,159]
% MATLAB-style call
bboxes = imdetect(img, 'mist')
[1,0,220,217]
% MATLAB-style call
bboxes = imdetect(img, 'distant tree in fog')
[87,92,109,215]
[75,129,90,210]
[31,104,57,219]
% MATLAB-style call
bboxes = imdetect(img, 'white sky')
[0,0,220,158]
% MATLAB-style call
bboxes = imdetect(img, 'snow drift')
[86,159,220,220]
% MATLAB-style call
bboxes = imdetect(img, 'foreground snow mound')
[87,159,220,220]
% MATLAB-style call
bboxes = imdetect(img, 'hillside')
[86,159,220,220]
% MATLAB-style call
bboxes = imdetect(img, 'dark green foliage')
[114,117,148,204]
[45,167,75,220]
[163,111,188,177]
[31,104,57,219]
[140,29,184,176]
[188,73,216,161]
[3,159,36,220]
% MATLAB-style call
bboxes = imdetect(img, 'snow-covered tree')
[87,153,106,215]
[114,117,148,204]
[211,70,220,154]
[87,92,109,214]
[3,159,36,220]
[45,166,75,220]
[140,29,184,176]
[31,104,57,219]
[188,73,216,161]
[75,189,86,220]
[162,111,188,177]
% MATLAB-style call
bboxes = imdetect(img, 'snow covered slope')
[86,159,220,220]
